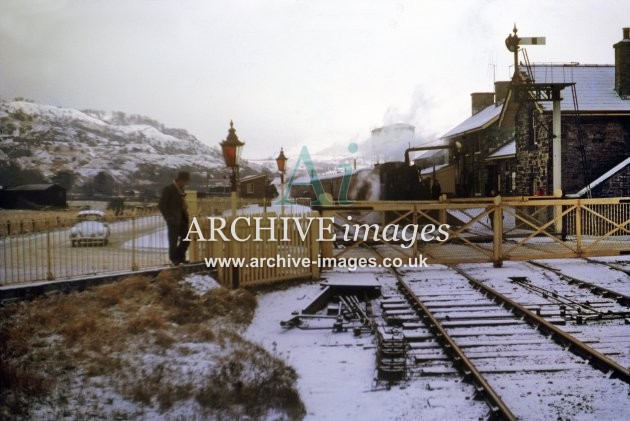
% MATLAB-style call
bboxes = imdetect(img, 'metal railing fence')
[2,195,628,287]
[1,211,168,285]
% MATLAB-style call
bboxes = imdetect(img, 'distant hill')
[0,100,259,195]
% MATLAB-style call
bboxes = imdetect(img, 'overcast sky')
[1,0,628,159]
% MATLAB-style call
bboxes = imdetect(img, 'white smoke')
[349,169,381,201]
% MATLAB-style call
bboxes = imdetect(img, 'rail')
[393,264,517,420]
[370,243,629,419]
[452,266,630,383]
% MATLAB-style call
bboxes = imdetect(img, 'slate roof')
[441,103,503,139]
[530,64,630,113]
[442,64,630,140]
[486,141,516,161]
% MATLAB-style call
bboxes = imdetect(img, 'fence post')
[439,194,447,224]
[229,220,240,289]
[185,191,198,262]
[46,219,54,280]
[575,200,582,255]
[492,195,503,268]
[131,210,138,271]
[310,214,321,280]
[412,205,419,259]
[320,210,333,261]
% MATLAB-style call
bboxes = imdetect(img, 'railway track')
[584,257,630,276]
[368,246,630,420]
[528,260,630,306]
[460,260,630,368]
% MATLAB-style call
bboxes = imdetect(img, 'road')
[1,215,169,285]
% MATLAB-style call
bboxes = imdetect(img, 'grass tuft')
[1,268,304,419]
[196,339,306,420]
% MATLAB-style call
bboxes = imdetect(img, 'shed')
[0,184,67,209]
[240,174,271,199]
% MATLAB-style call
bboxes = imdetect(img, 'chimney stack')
[471,92,494,115]
[613,27,630,98]
[494,81,511,105]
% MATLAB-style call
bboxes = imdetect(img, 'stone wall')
[561,117,629,194]
[598,165,630,197]
[514,102,552,195]
[514,106,630,196]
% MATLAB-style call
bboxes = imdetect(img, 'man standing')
[159,171,190,265]
[431,179,442,200]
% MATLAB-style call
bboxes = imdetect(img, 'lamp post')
[220,120,245,216]
[453,140,463,196]
[275,148,288,215]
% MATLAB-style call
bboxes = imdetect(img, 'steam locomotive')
[290,162,434,203]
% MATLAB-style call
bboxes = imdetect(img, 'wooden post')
[439,194,447,225]
[412,205,418,259]
[185,190,198,262]
[492,195,503,268]
[554,193,563,236]
[575,201,582,255]
[46,219,54,281]
[310,213,320,279]
[131,209,138,271]
[320,210,333,261]
[231,191,238,217]
[229,216,240,289]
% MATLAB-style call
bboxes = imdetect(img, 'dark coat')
[159,182,188,226]
[432,182,442,200]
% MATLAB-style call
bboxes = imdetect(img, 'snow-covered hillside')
[0,100,246,188]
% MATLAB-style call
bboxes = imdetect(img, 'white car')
[69,210,110,247]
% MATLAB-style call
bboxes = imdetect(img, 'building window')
[529,110,537,149]
[511,172,516,192]
[246,183,254,194]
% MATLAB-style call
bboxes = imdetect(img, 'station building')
[441,28,630,198]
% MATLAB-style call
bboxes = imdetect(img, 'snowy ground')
[244,257,630,421]
[3,256,628,420]
[244,273,488,421]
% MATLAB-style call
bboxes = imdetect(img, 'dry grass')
[0,269,304,420]
[0,210,76,235]
[196,338,305,420]
[0,208,159,236]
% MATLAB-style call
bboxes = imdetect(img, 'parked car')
[69,210,110,247]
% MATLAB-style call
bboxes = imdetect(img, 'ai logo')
[274,143,358,206]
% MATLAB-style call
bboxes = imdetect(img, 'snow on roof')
[441,103,502,139]
[486,141,516,161]
[240,174,267,182]
[530,64,630,113]
[567,156,630,197]
[419,163,450,175]
[224,203,313,216]
[443,64,630,141]
[290,167,372,185]
[7,183,59,191]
